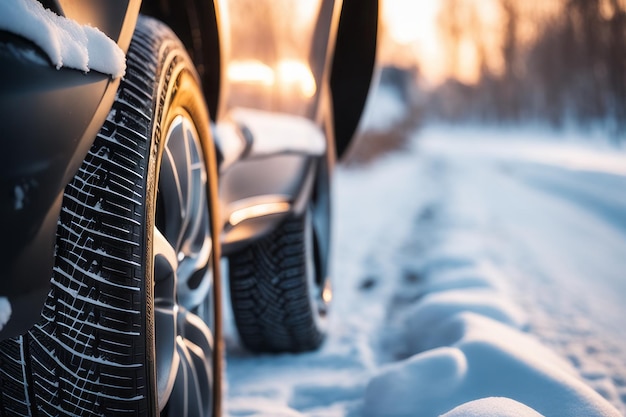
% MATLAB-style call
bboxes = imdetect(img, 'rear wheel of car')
[0,16,220,417]
[228,206,330,353]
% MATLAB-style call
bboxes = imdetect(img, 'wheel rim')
[306,208,330,329]
[152,114,214,416]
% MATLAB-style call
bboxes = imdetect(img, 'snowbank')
[441,397,546,417]
[366,312,620,417]
[0,0,125,77]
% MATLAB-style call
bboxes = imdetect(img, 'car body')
[0,0,377,339]
[0,0,378,415]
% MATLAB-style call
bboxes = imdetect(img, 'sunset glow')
[382,0,567,86]
[381,0,499,86]
[227,60,274,86]
[382,0,446,84]
[382,0,497,85]
[276,60,317,98]
[227,59,317,98]
[384,0,439,46]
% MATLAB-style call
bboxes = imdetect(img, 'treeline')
[424,0,626,138]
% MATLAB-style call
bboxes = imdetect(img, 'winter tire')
[228,207,330,353]
[0,16,221,417]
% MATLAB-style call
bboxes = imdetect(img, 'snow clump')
[0,298,11,332]
[0,0,126,77]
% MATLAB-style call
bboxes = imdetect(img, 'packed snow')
[0,298,11,332]
[0,0,125,77]
[223,118,626,416]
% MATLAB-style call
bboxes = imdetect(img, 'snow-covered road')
[224,126,626,417]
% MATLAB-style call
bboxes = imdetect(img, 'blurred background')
[224,2,626,414]
[352,0,626,162]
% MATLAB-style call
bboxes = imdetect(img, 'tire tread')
[0,16,173,417]
[229,214,324,353]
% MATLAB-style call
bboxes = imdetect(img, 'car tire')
[0,16,221,417]
[228,206,330,353]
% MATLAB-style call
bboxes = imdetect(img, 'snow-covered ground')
[223,123,626,416]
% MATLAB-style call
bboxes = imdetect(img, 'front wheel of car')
[0,16,221,417]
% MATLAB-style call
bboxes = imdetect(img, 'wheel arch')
[141,0,224,122]
[329,0,380,159]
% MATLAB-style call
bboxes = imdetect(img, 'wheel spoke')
[153,227,179,409]
[153,226,178,279]
[179,309,214,360]
[166,332,210,417]
[155,306,179,409]
[181,309,213,415]
[179,122,203,250]
[177,119,209,257]
[159,139,186,249]
[177,235,213,310]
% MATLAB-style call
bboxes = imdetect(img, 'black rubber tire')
[0,16,220,417]
[228,209,328,353]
